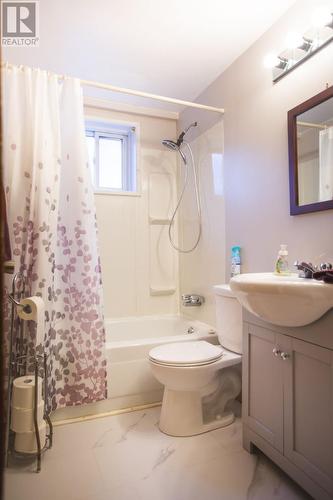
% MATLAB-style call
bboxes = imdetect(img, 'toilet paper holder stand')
[5,272,53,473]
[7,293,32,314]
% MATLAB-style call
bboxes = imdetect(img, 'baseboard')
[52,401,162,427]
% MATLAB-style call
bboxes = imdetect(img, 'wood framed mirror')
[288,85,333,215]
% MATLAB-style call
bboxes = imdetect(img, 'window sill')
[93,189,142,197]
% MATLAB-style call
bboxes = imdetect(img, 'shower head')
[162,121,198,164]
[162,139,187,164]
[162,139,178,151]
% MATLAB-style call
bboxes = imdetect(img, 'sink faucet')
[294,261,317,278]
[182,294,205,307]
[294,261,332,279]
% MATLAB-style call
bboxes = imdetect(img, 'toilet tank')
[213,284,242,354]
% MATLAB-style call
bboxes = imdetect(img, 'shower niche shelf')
[148,170,177,299]
[149,287,176,296]
[149,217,172,225]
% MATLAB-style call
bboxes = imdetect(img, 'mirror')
[288,86,333,215]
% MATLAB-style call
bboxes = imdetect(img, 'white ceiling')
[3,0,297,109]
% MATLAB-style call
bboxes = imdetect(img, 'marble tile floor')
[4,407,311,500]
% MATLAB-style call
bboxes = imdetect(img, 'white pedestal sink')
[230,273,333,327]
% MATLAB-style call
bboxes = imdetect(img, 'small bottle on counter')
[275,244,290,275]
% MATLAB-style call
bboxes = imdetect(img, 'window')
[86,121,137,193]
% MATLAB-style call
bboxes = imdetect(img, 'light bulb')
[312,6,333,28]
[263,53,280,69]
[285,32,304,49]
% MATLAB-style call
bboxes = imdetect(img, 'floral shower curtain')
[2,65,107,410]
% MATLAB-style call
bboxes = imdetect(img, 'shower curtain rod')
[2,62,225,114]
[79,78,225,114]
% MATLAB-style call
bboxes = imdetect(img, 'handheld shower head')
[162,139,187,164]
[162,139,178,151]
[162,135,202,253]
[161,121,198,163]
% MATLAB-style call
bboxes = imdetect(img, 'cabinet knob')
[272,347,281,357]
[281,352,290,361]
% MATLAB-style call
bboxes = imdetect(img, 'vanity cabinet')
[243,311,333,500]
[283,336,333,496]
[243,325,284,453]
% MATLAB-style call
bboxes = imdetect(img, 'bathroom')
[1,0,333,498]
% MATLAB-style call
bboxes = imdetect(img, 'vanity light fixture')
[264,7,333,83]
[263,54,288,70]
[263,53,280,68]
[312,5,333,29]
[285,31,304,49]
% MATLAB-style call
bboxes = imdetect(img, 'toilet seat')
[149,341,223,367]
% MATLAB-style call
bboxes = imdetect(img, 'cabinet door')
[243,324,284,453]
[283,336,333,496]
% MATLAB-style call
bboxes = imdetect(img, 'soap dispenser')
[275,244,290,275]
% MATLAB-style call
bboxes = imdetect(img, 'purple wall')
[179,0,333,276]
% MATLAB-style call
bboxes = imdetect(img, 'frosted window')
[99,137,122,189]
[85,122,137,193]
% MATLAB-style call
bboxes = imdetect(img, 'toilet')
[149,284,242,436]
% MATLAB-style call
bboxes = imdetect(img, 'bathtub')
[106,315,218,409]
[52,315,218,422]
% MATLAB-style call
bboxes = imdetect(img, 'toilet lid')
[149,341,223,366]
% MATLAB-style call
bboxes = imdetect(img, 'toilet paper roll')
[11,400,44,433]
[14,422,46,454]
[17,296,45,346]
[12,376,43,409]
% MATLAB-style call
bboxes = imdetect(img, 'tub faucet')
[182,294,205,307]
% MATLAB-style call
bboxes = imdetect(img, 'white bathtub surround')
[87,104,180,318]
[179,120,226,326]
[4,407,310,500]
[3,65,107,409]
[51,315,217,422]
